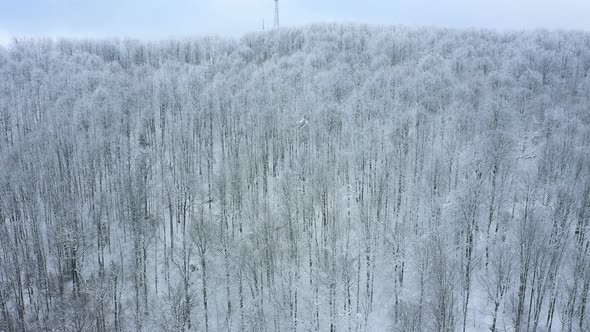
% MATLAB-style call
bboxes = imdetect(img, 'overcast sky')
[1,0,589,44]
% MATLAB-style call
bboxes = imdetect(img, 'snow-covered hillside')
[1,24,589,332]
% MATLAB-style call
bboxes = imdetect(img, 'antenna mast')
[274,0,279,27]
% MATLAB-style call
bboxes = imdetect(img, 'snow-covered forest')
[1,24,590,332]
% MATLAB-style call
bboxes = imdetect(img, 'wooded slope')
[1,24,590,331]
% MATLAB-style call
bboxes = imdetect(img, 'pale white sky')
[1,0,589,43]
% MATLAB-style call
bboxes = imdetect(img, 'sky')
[1,0,590,44]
